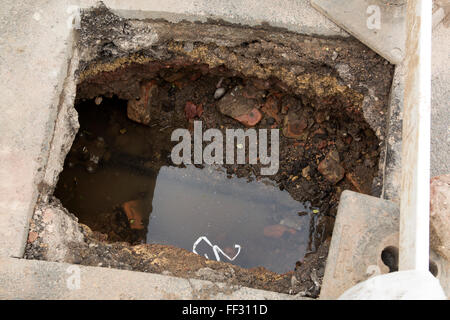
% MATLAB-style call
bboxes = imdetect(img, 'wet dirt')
[55,98,317,274]
[25,5,395,298]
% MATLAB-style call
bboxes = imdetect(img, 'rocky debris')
[292,238,330,298]
[345,169,372,195]
[241,83,266,100]
[283,111,308,140]
[217,86,262,127]
[263,224,296,238]
[318,150,345,184]
[301,166,311,180]
[195,267,227,282]
[280,95,300,115]
[335,63,353,82]
[314,111,328,124]
[122,200,147,230]
[87,208,147,244]
[94,96,103,105]
[430,174,450,261]
[127,80,158,125]
[27,231,39,243]
[249,78,271,91]
[261,96,281,123]
[25,199,86,263]
[184,101,203,120]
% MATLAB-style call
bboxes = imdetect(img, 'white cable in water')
[192,236,241,262]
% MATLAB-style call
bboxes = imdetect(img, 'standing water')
[147,165,312,273]
[55,98,314,274]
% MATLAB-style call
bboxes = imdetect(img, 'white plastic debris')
[192,236,241,262]
[338,270,446,300]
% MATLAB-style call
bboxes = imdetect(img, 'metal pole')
[399,0,432,271]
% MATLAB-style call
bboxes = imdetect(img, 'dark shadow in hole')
[381,246,439,277]
[381,246,399,272]
[429,260,439,277]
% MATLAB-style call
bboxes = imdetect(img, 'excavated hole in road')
[55,63,380,273]
[29,7,396,296]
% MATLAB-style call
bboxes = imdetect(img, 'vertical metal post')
[399,0,432,271]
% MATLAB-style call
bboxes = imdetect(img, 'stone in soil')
[318,149,345,184]
[261,96,281,123]
[283,111,308,140]
[345,170,371,194]
[217,86,262,127]
[185,101,203,120]
[127,80,158,125]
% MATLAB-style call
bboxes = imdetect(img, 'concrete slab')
[311,0,406,64]
[320,190,400,299]
[381,63,405,202]
[0,0,78,258]
[320,190,449,299]
[0,257,306,300]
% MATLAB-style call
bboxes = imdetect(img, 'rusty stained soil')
[25,6,395,298]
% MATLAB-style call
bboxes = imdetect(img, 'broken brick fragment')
[27,231,38,243]
[235,108,263,127]
[122,200,146,230]
[217,86,262,127]
[127,80,158,125]
[261,96,281,123]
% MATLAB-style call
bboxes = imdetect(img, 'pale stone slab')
[0,257,306,300]
[311,0,406,64]
[320,190,449,299]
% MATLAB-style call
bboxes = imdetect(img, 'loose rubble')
[430,174,450,261]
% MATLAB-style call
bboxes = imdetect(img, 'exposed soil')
[25,197,329,297]
[25,5,394,298]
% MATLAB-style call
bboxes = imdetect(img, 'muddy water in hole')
[56,99,314,273]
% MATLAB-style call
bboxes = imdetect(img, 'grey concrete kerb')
[0,257,308,300]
